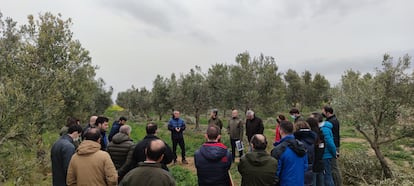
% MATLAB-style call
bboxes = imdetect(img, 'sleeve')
[118,144,135,177]
[104,153,119,186]
[62,144,76,177]
[226,151,233,170]
[66,156,76,186]
[162,142,174,165]
[108,123,119,142]
[227,120,231,134]
[119,144,139,177]
[181,120,186,131]
[303,154,308,172]
[258,119,264,134]
[218,119,223,130]
[322,127,337,157]
[168,120,174,131]
[239,120,244,140]
[237,157,245,174]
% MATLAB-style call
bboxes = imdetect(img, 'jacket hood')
[294,129,316,145]
[321,121,333,129]
[112,133,131,144]
[77,140,101,155]
[245,150,271,166]
[278,135,307,157]
[199,142,228,161]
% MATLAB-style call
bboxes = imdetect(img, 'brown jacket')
[67,140,118,186]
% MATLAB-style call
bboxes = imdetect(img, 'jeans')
[331,158,342,186]
[323,159,334,186]
[172,138,186,161]
[230,138,243,161]
[313,172,325,186]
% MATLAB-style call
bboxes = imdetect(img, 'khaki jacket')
[67,140,118,186]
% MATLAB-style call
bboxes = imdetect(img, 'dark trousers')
[230,138,243,161]
[172,138,186,161]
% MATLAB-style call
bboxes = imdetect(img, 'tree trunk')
[158,114,162,121]
[372,144,393,179]
[195,109,200,130]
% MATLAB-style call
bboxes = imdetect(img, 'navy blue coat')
[51,135,75,186]
[168,118,186,139]
[195,142,232,186]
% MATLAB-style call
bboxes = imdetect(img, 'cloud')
[100,0,215,44]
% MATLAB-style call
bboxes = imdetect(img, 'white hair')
[246,110,254,116]
[120,125,131,134]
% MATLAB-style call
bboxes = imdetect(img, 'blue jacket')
[108,121,121,142]
[51,135,76,186]
[168,118,186,139]
[195,142,232,186]
[320,121,336,159]
[272,135,308,186]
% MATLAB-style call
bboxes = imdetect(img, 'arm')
[218,119,223,130]
[168,120,174,131]
[322,127,337,157]
[227,120,231,135]
[104,153,118,186]
[108,123,119,142]
[118,144,135,176]
[162,142,174,165]
[180,120,186,131]
[239,120,244,140]
[62,144,75,178]
[237,158,245,174]
[258,119,264,134]
[118,145,138,177]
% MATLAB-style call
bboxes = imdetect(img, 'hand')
[175,127,180,132]
[336,152,340,159]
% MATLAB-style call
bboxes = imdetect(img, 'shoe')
[182,159,188,164]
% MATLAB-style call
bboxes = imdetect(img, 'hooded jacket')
[67,140,118,186]
[238,150,278,186]
[194,142,232,186]
[294,129,317,186]
[320,121,336,159]
[271,135,308,186]
[107,133,134,170]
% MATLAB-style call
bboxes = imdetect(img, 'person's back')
[294,121,317,186]
[67,128,117,186]
[107,125,134,170]
[238,134,277,186]
[272,121,308,186]
[195,126,232,186]
[120,139,176,186]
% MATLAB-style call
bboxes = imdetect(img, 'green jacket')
[238,150,278,186]
[227,117,244,140]
[120,162,176,186]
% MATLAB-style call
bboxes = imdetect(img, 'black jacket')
[195,142,232,186]
[245,116,264,141]
[51,135,75,186]
[119,135,173,177]
[326,115,340,148]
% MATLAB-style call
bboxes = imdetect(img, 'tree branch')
[378,135,407,145]
[356,125,374,147]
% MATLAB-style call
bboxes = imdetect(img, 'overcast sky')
[1,0,413,100]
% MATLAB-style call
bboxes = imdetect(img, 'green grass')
[341,142,368,152]
[170,166,198,186]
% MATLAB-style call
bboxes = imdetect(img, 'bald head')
[250,134,267,150]
[146,139,166,162]
[89,116,98,125]
[231,110,238,118]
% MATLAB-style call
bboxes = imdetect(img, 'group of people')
[51,106,341,186]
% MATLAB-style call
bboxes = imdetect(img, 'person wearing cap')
[208,109,223,132]
[108,116,128,142]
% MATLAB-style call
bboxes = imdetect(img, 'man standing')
[238,134,277,186]
[120,139,176,186]
[289,108,305,123]
[195,126,232,186]
[271,121,308,186]
[119,123,174,178]
[51,124,82,186]
[323,106,342,186]
[108,116,127,142]
[168,111,187,164]
[245,110,264,142]
[95,116,109,151]
[67,128,118,186]
[107,125,134,171]
[227,109,244,161]
[208,109,223,131]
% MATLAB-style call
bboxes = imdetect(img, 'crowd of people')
[51,106,341,186]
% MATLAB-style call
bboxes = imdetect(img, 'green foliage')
[116,86,152,118]
[169,166,198,186]
[0,12,112,184]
